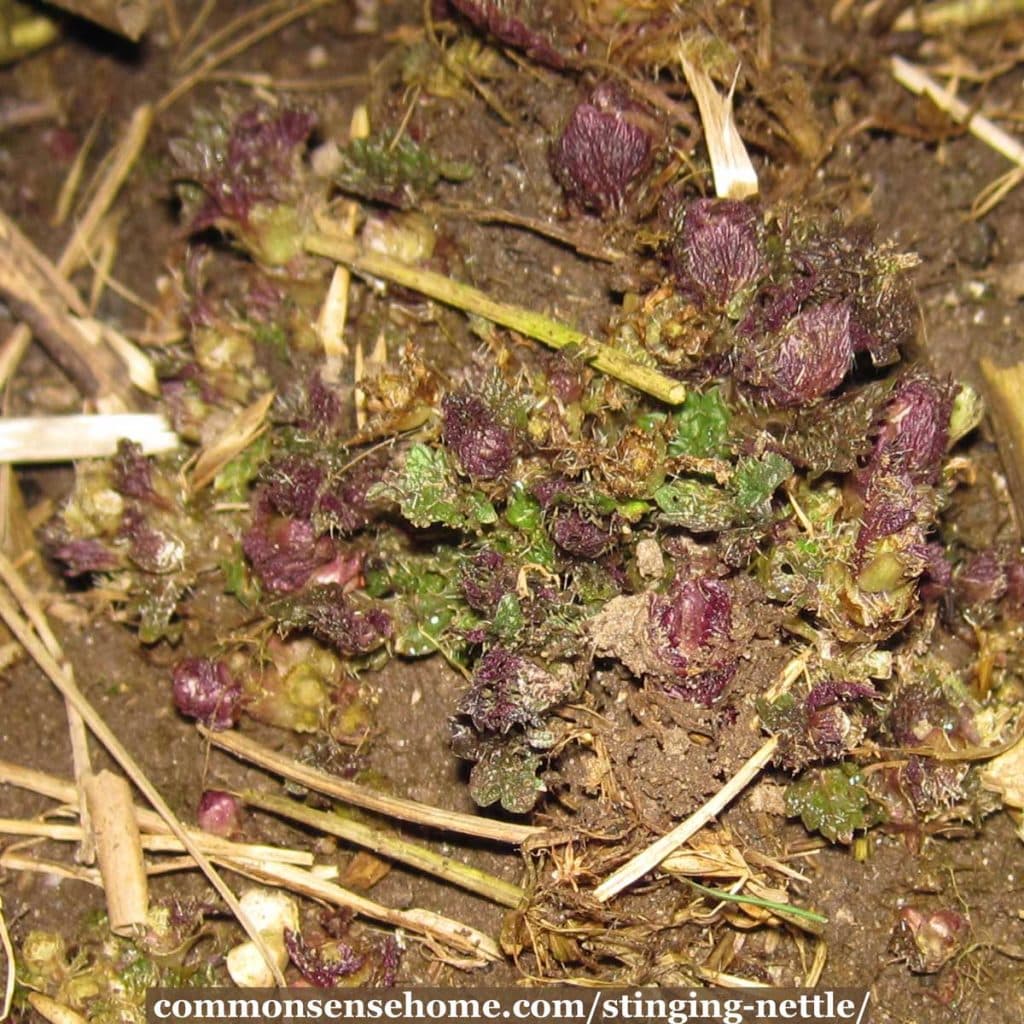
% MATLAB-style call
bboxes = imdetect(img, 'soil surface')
[2,2,1024,1022]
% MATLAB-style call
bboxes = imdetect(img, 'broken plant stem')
[0,897,12,1022]
[240,789,525,908]
[0,104,153,397]
[0,851,101,887]
[83,771,149,934]
[222,859,503,962]
[0,414,178,463]
[304,232,688,406]
[891,56,1024,215]
[593,735,780,902]
[200,726,549,846]
[0,579,286,985]
[0,815,315,865]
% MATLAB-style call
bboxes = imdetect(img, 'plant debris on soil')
[2,0,1024,1021]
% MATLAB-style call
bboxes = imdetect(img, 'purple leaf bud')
[871,374,956,484]
[650,578,733,671]
[891,907,969,974]
[741,301,853,407]
[805,679,878,712]
[264,456,325,520]
[552,89,652,213]
[956,550,1007,606]
[196,790,243,838]
[441,391,515,480]
[448,0,564,68]
[551,510,614,558]
[857,470,918,549]
[274,584,392,657]
[460,548,514,613]
[672,199,765,307]
[51,538,118,576]
[243,512,336,593]
[284,929,365,987]
[112,440,158,502]
[172,658,241,729]
[1005,557,1024,612]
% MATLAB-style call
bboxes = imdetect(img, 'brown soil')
[2,1,1024,1021]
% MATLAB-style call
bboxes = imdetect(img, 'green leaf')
[221,547,261,608]
[336,135,473,204]
[468,739,545,814]
[729,452,793,512]
[506,486,541,530]
[212,434,269,501]
[653,479,735,531]
[785,763,881,844]
[493,593,525,641]
[667,387,731,459]
[372,444,494,531]
[393,593,459,657]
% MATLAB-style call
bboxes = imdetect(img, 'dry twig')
[593,735,780,902]
[0,104,153,396]
[225,859,503,962]
[0,553,96,864]
[201,726,549,845]
[240,788,525,908]
[0,897,13,1021]
[891,56,1024,216]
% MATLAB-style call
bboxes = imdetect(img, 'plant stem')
[304,232,688,406]
[201,726,551,846]
[222,859,503,962]
[240,789,525,908]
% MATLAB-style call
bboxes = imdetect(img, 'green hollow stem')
[240,789,525,909]
[304,232,687,406]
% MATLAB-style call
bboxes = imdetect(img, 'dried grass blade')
[0,414,178,464]
[240,788,525,908]
[0,896,13,1021]
[189,391,275,493]
[679,56,758,199]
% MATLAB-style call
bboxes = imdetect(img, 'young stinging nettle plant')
[45,21,1018,857]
